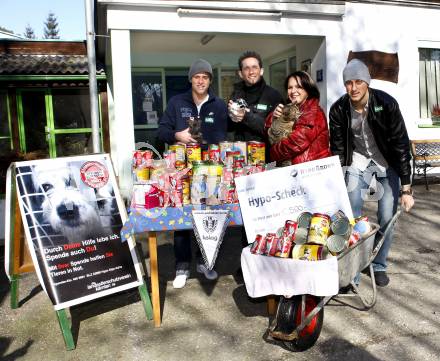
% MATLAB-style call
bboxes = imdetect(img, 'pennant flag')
[192,209,230,270]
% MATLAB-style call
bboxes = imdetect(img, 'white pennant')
[192,210,230,270]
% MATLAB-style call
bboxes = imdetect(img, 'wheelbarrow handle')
[371,209,402,258]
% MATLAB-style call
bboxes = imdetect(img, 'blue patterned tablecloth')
[120,204,243,240]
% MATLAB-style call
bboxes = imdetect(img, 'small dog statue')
[188,116,204,143]
[268,103,302,166]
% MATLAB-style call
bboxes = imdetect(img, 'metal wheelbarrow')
[268,210,401,351]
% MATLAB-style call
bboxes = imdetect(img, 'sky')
[0,0,86,40]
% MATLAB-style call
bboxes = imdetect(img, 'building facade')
[96,0,440,197]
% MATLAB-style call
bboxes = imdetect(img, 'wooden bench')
[410,139,440,190]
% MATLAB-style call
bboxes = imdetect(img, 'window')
[289,56,297,73]
[269,60,287,98]
[132,70,165,128]
[0,91,12,152]
[419,48,440,118]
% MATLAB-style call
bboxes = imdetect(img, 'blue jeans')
[174,230,202,266]
[345,162,400,272]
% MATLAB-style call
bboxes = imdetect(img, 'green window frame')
[0,90,13,151]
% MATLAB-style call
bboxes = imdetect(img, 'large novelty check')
[235,156,353,243]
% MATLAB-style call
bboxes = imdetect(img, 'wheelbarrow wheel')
[277,295,324,351]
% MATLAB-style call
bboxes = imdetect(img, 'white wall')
[109,29,135,198]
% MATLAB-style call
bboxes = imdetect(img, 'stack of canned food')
[131,141,267,208]
[250,211,372,260]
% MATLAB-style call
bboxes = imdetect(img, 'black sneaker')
[374,271,389,287]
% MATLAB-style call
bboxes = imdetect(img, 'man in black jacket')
[228,50,283,144]
[329,59,414,287]
[158,59,227,289]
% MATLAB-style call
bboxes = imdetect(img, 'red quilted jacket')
[265,98,331,165]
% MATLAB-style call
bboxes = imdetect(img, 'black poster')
[14,154,142,309]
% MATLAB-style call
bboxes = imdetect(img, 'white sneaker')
[173,263,190,289]
[173,274,188,289]
[196,263,218,280]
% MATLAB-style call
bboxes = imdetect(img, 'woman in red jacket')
[265,71,331,166]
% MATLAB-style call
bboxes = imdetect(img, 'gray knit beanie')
[343,59,371,85]
[188,59,213,81]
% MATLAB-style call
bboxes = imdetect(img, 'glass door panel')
[51,88,99,157]
[55,133,93,156]
[52,89,92,129]
[0,91,12,152]
[19,91,49,156]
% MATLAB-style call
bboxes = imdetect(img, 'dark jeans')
[174,230,201,266]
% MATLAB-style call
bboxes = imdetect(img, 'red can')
[250,234,263,254]
[209,144,221,163]
[257,233,272,255]
[225,150,241,167]
[233,155,246,169]
[202,150,210,161]
[279,237,293,258]
[267,236,280,256]
[348,230,361,247]
[225,185,237,203]
[283,220,298,239]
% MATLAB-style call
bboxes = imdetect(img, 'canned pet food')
[294,228,308,244]
[348,230,361,247]
[182,175,191,205]
[278,237,293,258]
[330,210,351,238]
[208,144,221,163]
[297,212,313,229]
[233,155,246,169]
[233,141,248,162]
[247,141,265,165]
[291,244,327,261]
[225,150,241,167]
[307,213,331,245]
[169,144,186,163]
[186,143,201,164]
[267,236,280,256]
[219,141,234,162]
[353,220,371,236]
[202,150,210,161]
[250,234,264,254]
[283,220,298,238]
[135,167,150,182]
[327,235,347,255]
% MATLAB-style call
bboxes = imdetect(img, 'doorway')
[16,88,102,158]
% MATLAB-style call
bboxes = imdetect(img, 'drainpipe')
[85,0,101,153]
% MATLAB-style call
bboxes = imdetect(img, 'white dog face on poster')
[31,162,114,243]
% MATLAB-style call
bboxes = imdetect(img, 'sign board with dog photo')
[9,154,144,310]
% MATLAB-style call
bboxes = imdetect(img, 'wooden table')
[120,204,245,327]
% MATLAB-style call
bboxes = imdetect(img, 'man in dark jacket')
[329,59,414,287]
[158,59,228,289]
[228,50,283,145]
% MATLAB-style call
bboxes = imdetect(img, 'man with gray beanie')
[329,58,414,287]
[158,58,228,289]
